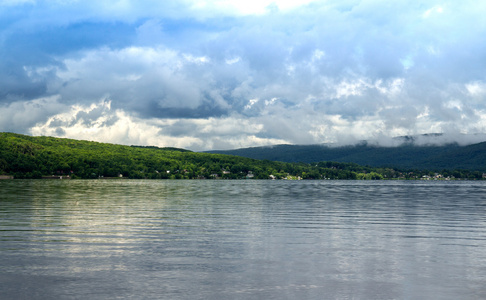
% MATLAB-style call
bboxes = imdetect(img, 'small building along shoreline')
[41,175,71,180]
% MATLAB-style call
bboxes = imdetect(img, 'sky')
[1,0,486,150]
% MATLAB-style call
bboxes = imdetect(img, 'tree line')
[0,133,484,180]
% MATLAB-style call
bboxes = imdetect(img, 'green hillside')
[207,142,486,171]
[1,132,484,180]
[0,132,389,180]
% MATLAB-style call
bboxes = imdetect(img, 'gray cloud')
[0,96,67,133]
[1,0,486,149]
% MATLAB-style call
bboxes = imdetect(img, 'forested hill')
[206,142,486,171]
[2,132,485,180]
[0,132,394,180]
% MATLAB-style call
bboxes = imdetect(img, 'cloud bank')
[1,0,486,150]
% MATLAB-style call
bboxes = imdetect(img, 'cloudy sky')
[1,0,486,150]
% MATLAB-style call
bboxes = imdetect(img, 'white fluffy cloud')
[28,99,288,150]
[2,0,486,149]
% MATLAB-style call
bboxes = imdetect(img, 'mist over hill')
[206,135,486,171]
[2,132,486,181]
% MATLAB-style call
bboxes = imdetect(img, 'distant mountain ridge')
[2,132,485,179]
[206,140,486,171]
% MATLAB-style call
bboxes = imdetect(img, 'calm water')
[1,180,486,299]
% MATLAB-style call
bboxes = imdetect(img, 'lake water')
[1,180,486,299]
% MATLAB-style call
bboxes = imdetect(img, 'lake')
[1,179,486,299]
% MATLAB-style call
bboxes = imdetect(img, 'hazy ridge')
[207,140,486,171]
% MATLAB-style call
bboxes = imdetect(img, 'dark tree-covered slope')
[207,142,486,171]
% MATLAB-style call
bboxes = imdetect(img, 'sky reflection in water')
[1,180,486,299]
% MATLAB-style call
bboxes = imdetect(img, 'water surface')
[1,180,486,299]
